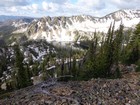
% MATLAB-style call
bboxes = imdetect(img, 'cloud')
[51,0,68,4]
[42,0,68,4]
[76,0,106,13]
[77,0,100,8]
[109,0,140,9]
[22,4,38,13]
[59,0,106,16]
[9,7,17,12]
[0,0,30,7]
[0,0,140,17]
[0,3,39,16]
[32,4,38,13]
[42,1,59,12]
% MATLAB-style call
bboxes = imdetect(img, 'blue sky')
[0,0,139,17]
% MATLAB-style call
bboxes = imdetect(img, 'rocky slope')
[0,72,140,105]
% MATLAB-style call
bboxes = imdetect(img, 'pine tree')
[14,45,28,88]
[32,62,39,76]
[41,56,49,81]
[81,22,123,79]
[61,58,64,77]
[126,23,140,64]
[29,55,33,65]
[25,63,32,85]
[82,32,98,79]
[112,24,123,78]
[99,23,115,77]
[0,48,7,77]
[102,23,123,78]
[71,56,77,79]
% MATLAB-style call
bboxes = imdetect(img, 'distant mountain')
[0,17,34,43]
[0,15,34,22]
[0,9,140,43]
[25,9,140,42]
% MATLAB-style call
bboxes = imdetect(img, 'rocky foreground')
[0,72,140,105]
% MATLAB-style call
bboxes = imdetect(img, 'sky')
[0,0,140,17]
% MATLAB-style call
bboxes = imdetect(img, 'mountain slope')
[0,9,140,43]
[0,18,33,43]
[25,9,140,42]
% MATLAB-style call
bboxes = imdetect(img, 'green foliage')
[0,58,7,77]
[81,23,123,79]
[82,32,99,79]
[41,56,49,81]
[71,57,78,80]
[124,23,140,64]
[32,62,39,76]
[0,91,11,99]
[80,23,140,80]
[25,64,32,85]
[14,45,29,89]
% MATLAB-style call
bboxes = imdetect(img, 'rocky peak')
[1,9,140,42]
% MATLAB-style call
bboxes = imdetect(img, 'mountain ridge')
[25,9,140,42]
[0,9,140,43]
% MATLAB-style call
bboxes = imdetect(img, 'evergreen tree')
[32,62,39,76]
[81,22,123,79]
[93,23,115,78]
[61,59,64,77]
[82,32,98,79]
[14,45,28,88]
[29,55,33,65]
[25,63,32,85]
[41,56,49,81]
[126,23,140,64]
[0,48,7,77]
[71,56,77,79]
